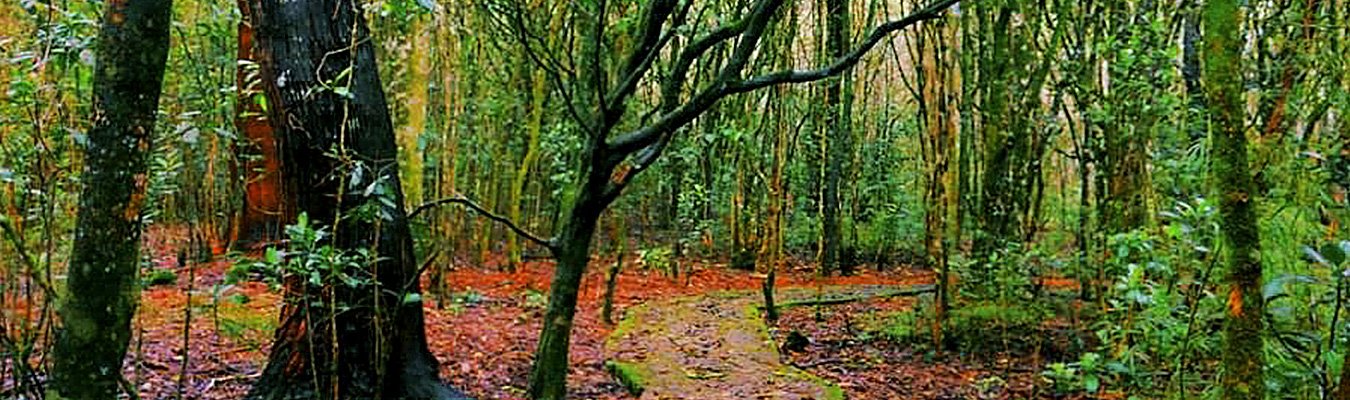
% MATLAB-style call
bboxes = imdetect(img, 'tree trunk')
[399,17,431,210]
[1204,1,1265,399]
[973,5,1017,279]
[602,218,625,325]
[508,69,545,271]
[47,0,172,396]
[232,0,287,249]
[918,11,958,350]
[529,164,609,399]
[820,0,852,276]
[240,0,460,397]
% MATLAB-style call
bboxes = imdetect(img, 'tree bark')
[231,0,287,250]
[820,0,852,276]
[48,0,172,397]
[918,10,958,350]
[528,161,609,400]
[1204,1,1265,399]
[240,0,461,397]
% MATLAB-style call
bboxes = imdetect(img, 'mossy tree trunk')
[917,9,959,350]
[47,0,173,397]
[819,0,853,276]
[1203,1,1265,399]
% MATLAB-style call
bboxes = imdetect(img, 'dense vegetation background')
[1,0,1349,399]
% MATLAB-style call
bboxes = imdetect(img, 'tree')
[1204,1,1265,399]
[231,0,288,249]
[47,0,173,396]
[475,0,962,397]
[239,0,463,397]
[916,8,959,349]
[819,0,853,276]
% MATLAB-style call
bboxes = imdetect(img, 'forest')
[1,0,1348,399]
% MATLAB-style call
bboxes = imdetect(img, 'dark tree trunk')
[529,142,613,398]
[974,6,1017,263]
[47,0,172,397]
[1204,1,1265,399]
[820,0,852,276]
[240,0,461,397]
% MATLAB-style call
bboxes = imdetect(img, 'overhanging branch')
[410,195,555,251]
[607,0,961,158]
[727,0,962,95]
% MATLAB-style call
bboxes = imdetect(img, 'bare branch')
[605,0,778,156]
[602,0,684,125]
[727,0,962,94]
[410,194,555,251]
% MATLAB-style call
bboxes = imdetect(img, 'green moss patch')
[605,360,648,396]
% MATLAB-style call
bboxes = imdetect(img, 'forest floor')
[5,227,1071,399]
[605,284,934,400]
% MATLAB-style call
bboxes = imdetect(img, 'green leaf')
[265,247,281,264]
[1083,375,1100,393]
[1322,242,1346,266]
[403,293,422,305]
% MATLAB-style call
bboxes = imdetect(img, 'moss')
[606,303,648,349]
[749,303,846,400]
[605,360,648,396]
[947,301,1051,353]
[142,268,178,287]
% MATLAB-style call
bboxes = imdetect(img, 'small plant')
[1042,352,1106,395]
[243,213,382,293]
[142,269,178,287]
[638,246,676,277]
[522,289,547,310]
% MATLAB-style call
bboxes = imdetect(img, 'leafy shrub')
[637,246,676,276]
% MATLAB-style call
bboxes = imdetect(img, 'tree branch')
[605,1,763,156]
[410,195,555,251]
[608,0,960,158]
[726,0,962,95]
[602,0,685,126]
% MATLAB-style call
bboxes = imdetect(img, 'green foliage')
[947,301,1051,354]
[638,246,676,276]
[523,289,548,310]
[234,213,383,303]
[141,269,178,287]
[1042,352,1107,395]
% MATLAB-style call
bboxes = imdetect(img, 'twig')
[409,194,554,251]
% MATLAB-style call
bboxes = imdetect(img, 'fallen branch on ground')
[764,285,936,309]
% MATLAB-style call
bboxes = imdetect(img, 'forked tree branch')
[410,195,555,251]
[726,0,962,94]
[607,0,963,156]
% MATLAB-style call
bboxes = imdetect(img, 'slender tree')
[47,0,173,396]
[1204,1,1265,399]
[916,8,959,348]
[240,0,463,397]
[819,0,852,275]
[470,0,962,397]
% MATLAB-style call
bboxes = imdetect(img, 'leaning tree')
[47,0,173,397]
[442,0,963,397]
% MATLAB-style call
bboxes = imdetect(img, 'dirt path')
[605,284,933,400]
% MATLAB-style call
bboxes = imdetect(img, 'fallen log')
[765,285,936,309]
